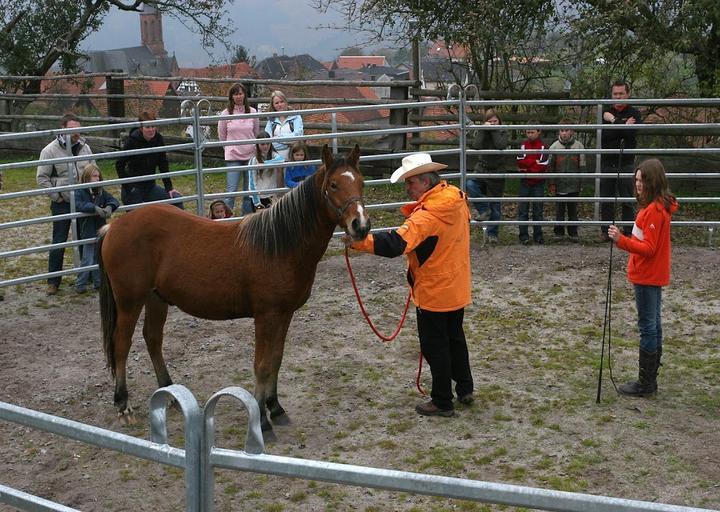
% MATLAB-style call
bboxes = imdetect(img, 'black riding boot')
[653,345,662,393]
[618,348,657,397]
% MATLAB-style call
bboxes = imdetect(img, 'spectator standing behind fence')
[248,132,285,211]
[218,83,258,214]
[74,164,119,293]
[608,159,678,397]
[36,113,95,296]
[264,90,304,160]
[466,108,508,243]
[208,199,233,219]
[516,122,549,244]
[285,141,317,188]
[116,111,180,207]
[548,119,586,241]
[344,153,474,417]
[600,80,642,241]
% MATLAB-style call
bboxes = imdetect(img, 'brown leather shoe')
[415,401,454,417]
[46,284,59,296]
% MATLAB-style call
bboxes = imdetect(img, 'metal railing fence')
[1,384,717,512]
[2,96,719,289]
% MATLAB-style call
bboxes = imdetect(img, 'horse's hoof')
[117,406,137,426]
[262,429,277,444]
[271,412,291,426]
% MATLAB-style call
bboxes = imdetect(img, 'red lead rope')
[343,248,428,396]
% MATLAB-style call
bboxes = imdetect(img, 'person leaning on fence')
[248,132,285,211]
[218,82,258,214]
[284,141,317,188]
[600,80,642,241]
[344,153,474,418]
[516,121,549,245]
[115,111,181,208]
[608,159,678,397]
[548,118,586,241]
[36,113,95,296]
[74,164,119,293]
[264,90,303,160]
[465,108,508,243]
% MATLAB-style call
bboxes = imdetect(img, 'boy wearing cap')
[345,153,474,417]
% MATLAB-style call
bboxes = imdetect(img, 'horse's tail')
[98,225,117,377]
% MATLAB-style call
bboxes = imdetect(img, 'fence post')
[64,135,81,270]
[192,103,205,215]
[106,72,126,119]
[389,85,409,151]
[331,113,338,155]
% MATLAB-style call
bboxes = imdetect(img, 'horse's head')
[320,144,371,240]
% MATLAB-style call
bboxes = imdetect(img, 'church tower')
[140,4,167,57]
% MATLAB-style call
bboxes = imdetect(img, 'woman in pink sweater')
[218,83,258,214]
[608,159,678,397]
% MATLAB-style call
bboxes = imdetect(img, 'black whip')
[596,137,625,403]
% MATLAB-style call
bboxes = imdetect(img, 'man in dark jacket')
[116,111,179,206]
[600,80,642,240]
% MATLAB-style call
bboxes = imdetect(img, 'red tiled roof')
[427,41,469,60]
[336,56,388,69]
[280,84,388,125]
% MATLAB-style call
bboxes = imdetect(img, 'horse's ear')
[321,144,333,171]
[348,144,360,169]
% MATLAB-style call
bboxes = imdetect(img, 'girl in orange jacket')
[608,159,678,397]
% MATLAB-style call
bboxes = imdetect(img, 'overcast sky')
[83,1,366,67]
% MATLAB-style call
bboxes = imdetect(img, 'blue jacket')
[264,114,303,154]
[285,164,316,188]
[75,186,120,238]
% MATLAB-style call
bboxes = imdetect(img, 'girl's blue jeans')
[634,284,662,353]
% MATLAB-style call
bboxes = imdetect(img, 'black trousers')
[600,163,635,235]
[416,307,474,410]
[554,192,579,237]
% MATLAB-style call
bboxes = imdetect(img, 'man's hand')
[103,206,113,218]
[341,234,354,248]
[626,117,636,125]
[603,112,616,123]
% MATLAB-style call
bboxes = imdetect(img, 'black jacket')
[116,128,172,191]
[601,105,642,166]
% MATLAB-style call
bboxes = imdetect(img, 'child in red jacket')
[608,158,678,397]
[516,123,549,244]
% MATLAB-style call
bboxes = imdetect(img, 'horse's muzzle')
[349,216,371,241]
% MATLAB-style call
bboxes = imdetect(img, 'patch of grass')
[224,483,241,496]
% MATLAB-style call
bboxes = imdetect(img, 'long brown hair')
[635,159,675,211]
[226,83,250,115]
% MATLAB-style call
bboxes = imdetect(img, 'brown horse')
[98,145,370,437]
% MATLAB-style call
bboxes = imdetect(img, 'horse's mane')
[238,165,323,257]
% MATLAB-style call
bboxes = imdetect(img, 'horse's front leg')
[253,313,292,437]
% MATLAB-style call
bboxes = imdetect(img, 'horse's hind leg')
[253,313,292,434]
[143,293,173,391]
[113,304,143,424]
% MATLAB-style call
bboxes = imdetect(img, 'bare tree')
[0,0,233,95]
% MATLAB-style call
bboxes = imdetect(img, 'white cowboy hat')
[390,153,448,183]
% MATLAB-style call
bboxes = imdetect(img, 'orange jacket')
[351,181,471,312]
[617,198,678,286]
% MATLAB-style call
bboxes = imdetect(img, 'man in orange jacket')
[346,153,474,417]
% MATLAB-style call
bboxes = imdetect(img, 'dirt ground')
[1,237,719,512]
